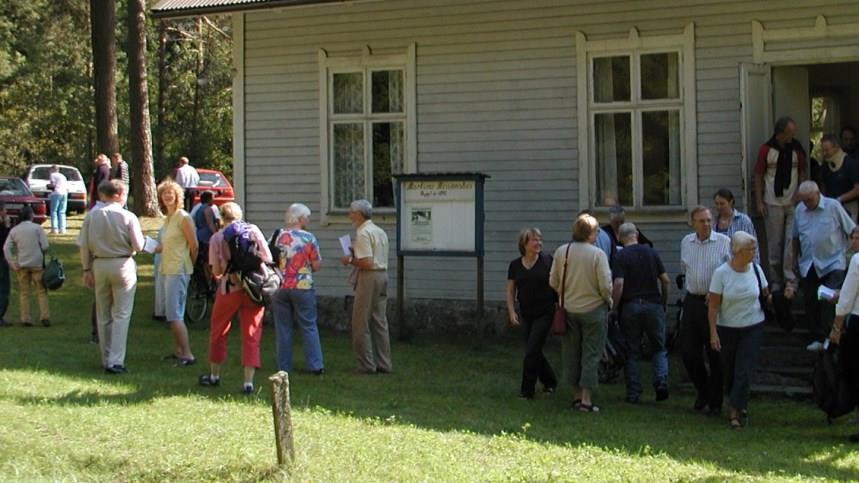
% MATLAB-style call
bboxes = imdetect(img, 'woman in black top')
[506,227,558,399]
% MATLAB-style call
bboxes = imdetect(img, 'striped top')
[680,231,730,295]
[713,209,759,264]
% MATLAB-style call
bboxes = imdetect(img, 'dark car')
[0,177,48,225]
[190,168,235,207]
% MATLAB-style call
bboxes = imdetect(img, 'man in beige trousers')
[3,206,49,327]
[340,199,392,374]
[79,180,144,374]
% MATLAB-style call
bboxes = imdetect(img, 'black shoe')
[175,357,197,367]
[104,365,127,374]
[655,384,669,402]
[375,367,392,374]
[518,393,535,400]
[21,321,32,327]
[310,368,326,376]
[693,397,708,412]
[40,319,50,327]
[152,314,166,322]
[198,374,220,386]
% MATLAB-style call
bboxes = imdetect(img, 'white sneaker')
[806,340,825,352]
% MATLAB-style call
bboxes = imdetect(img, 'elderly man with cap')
[792,180,856,352]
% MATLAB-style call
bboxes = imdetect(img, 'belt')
[625,298,659,305]
[94,255,132,259]
[685,293,706,299]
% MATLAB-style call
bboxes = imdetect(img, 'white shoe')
[806,340,825,352]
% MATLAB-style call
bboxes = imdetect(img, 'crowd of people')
[506,120,859,437]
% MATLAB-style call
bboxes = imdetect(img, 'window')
[576,25,697,211]
[320,45,416,215]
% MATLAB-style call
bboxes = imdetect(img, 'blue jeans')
[620,302,669,399]
[272,288,324,372]
[49,193,67,232]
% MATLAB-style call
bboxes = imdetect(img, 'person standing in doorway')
[819,134,859,220]
[754,117,807,294]
[48,165,68,234]
[340,199,392,374]
[842,126,858,159]
[173,156,200,212]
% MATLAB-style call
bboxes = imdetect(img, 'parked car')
[23,164,88,214]
[190,168,235,207]
[0,177,47,225]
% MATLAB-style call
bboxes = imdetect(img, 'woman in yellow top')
[156,180,198,365]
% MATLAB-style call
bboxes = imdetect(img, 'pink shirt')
[208,223,271,295]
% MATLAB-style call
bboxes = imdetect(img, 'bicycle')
[185,247,215,323]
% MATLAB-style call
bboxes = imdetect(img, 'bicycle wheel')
[185,273,209,323]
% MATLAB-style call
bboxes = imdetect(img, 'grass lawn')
[0,215,857,481]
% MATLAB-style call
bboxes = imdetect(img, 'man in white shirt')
[174,156,200,212]
[679,206,730,415]
[48,165,68,234]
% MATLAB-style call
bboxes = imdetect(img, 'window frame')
[576,24,697,213]
[319,44,417,222]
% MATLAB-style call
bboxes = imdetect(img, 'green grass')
[0,215,858,481]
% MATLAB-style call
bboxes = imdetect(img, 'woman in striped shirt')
[713,188,759,264]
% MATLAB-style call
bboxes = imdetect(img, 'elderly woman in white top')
[830,226,859,443]
[549,214,612,413]
[708,231,770,429]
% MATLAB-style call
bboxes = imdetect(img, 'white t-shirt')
[708,262,767,328]
[49,171,68,195]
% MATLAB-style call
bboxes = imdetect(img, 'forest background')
[0,0,233,182]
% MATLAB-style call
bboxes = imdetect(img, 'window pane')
[642,110,682,206]
[372,122,404,208]
[372,70,404,113]
[333,123,365,209]
[333,73,363,114]
[593,56,631,103]
[595,113,632,206]
[641,53,679,100]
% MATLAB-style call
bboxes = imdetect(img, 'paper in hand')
[339,234,352,256]
[817,285,837,301]
[143,236,159,254]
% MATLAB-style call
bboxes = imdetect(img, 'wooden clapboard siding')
[239,0,859,301]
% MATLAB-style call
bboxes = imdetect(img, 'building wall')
[240,0,859,301]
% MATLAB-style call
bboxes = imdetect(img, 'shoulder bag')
[551,243,573,336]
[752,263,774,323]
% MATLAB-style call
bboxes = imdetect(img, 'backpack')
[223,221,264,274]
[812,343,856,423]
[223,221,281,306]
[41,255,65,291]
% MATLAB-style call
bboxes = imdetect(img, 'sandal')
[729,417,742,429]
[198,374,220,386]
[578,403,600,413]
[176,357,197,367]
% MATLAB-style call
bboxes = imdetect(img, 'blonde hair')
[157,180,184,214]
[517,227,542,255]
[220,202,243,223]
[573,214,599,242]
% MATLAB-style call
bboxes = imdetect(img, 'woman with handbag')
[549,214,612,412]
[708,231,770,429]
[505,227,558,399]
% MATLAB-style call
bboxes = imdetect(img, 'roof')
[151,0,351,18]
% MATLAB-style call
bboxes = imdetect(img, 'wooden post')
[477,255,484,318]
[397,254,406,341]
[269,371,295,466]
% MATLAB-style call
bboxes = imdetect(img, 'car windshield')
[0,178,31,196]
[30,166,82,181]
[198,172,224,187]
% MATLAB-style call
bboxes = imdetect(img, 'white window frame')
[576,24,697,213]
[319,44,417,222]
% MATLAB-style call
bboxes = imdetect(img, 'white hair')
[797,180,820,196]
[350,199,373,219]
[618,222,638,242]
[286,203,311,225]
[730,230,757,254]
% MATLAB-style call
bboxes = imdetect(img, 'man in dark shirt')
[602,205,653,252]
[611,222,670,404]
[820,133,859,220]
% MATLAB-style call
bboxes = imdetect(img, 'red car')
[0,177,48,225]
[190,169,235,207]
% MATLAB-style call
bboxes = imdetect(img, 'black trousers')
[680,294,723,410]
[718,322,764,411]
[801,267,844,341]
[520,311,558,398]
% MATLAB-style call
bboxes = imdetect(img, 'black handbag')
[752,263,773,323]
[42,254,65,291]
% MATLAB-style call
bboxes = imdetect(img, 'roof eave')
[151,0,348,19]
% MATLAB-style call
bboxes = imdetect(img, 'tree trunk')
[156,20,167,179]
[190,17,204,163]
[89,0,119,156]
[126,0,159,216]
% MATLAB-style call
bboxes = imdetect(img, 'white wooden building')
[153,0,859,309]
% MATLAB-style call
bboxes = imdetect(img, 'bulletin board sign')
[394,173,488,257]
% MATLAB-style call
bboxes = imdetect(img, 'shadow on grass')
[2,227,858,480]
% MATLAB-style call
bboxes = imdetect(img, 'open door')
[740,63,771,212]
[772,66,811,154]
